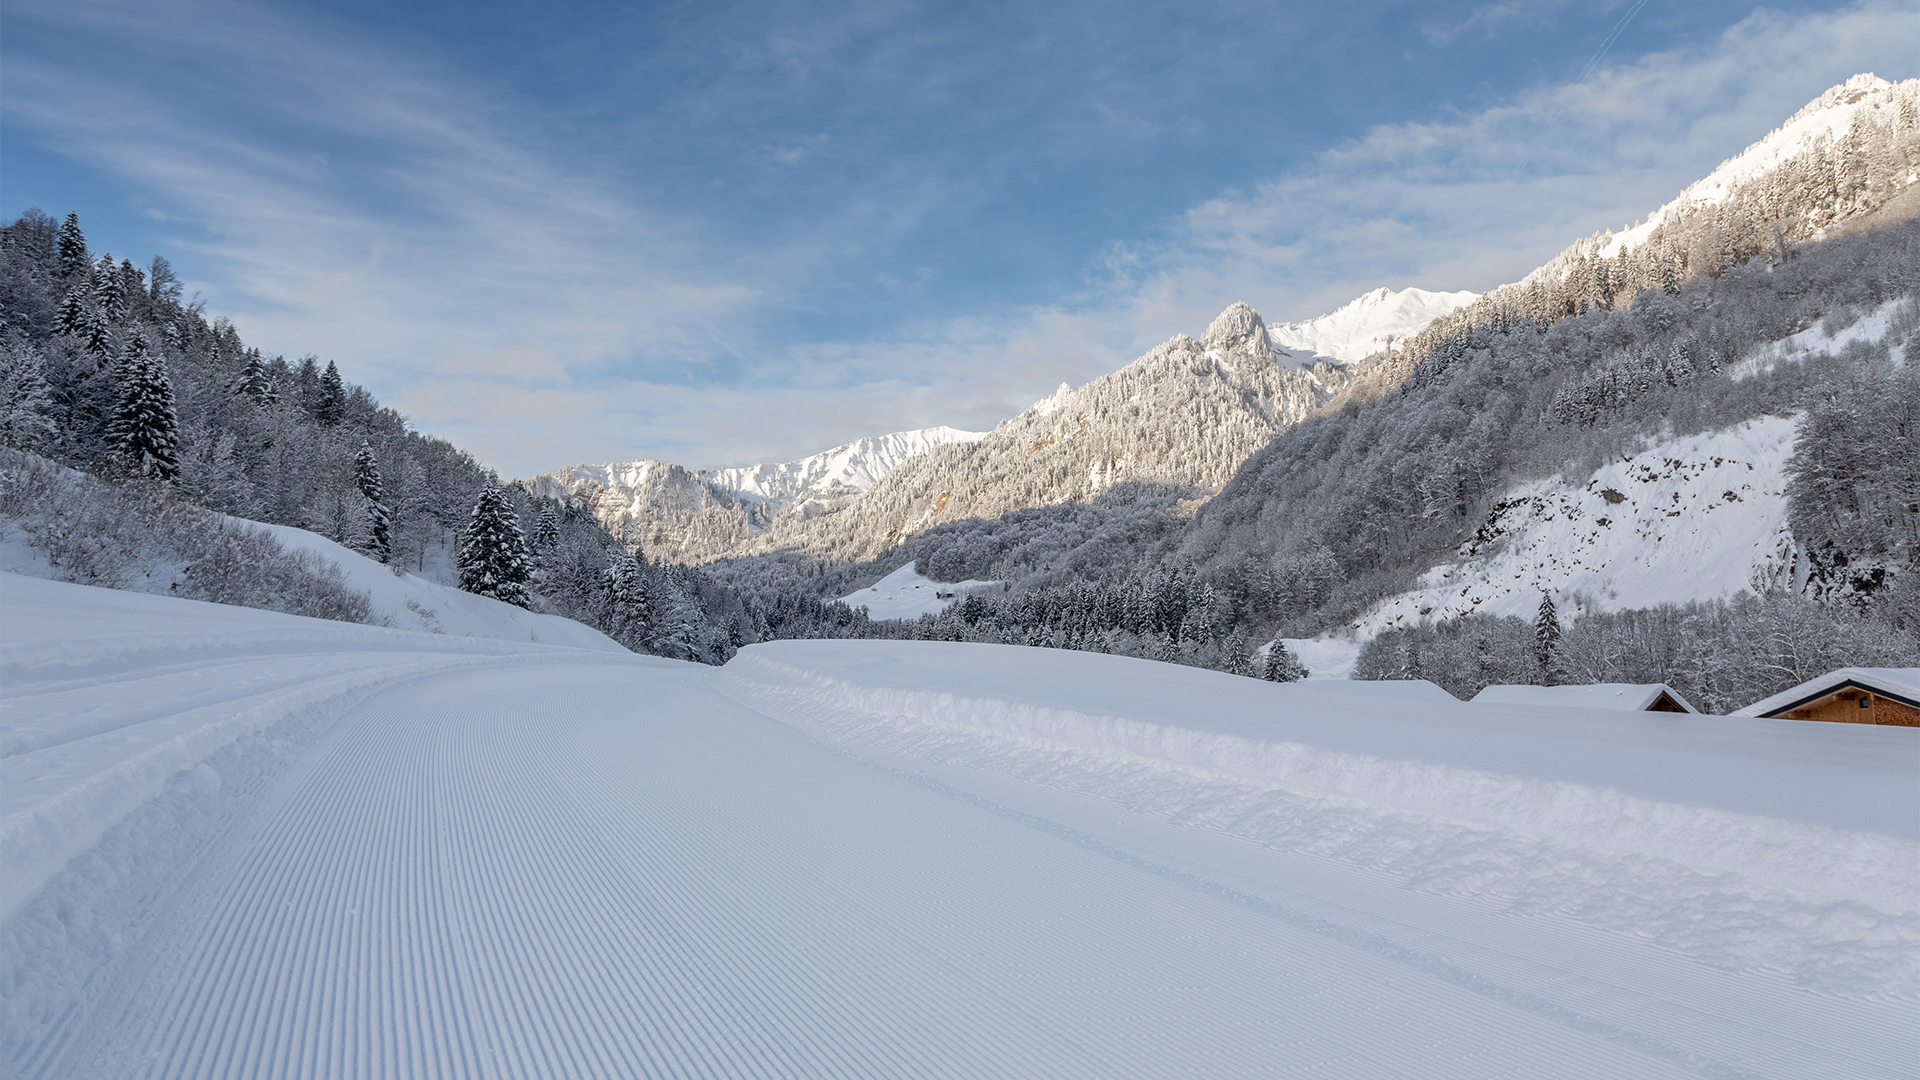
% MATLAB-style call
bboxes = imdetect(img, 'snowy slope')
[250,522,625,649]
[1595,74,1914,259]
[5,598,1916,1077]
[1732,294,1917,379]
[1351,415,1799,637]
[1268,286,1478,367]
[835,561,1000,619]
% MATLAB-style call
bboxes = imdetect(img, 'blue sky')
[4,0,1916,475]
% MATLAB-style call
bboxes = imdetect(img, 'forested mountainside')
[713,73,1919,709]
[0,212,747,662]
[1347,73,1920,403]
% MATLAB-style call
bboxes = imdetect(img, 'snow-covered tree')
[1221,628,1252,677]
[603,548,651,646]
[107,335,180,482]
[1261,639,1309,682]
[531,502,561,552]
[0,342,57,448]
[56,212,88,278]
[315,360,345,426]
[1534,592,1562,678]
[353,442,392,563]
[94,255,126,322]
[230,349,275,405]
[55,288,91,337]
[458,483,533,607]
[147,255,182,305]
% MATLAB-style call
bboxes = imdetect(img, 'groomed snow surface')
[4,578,1916,1078]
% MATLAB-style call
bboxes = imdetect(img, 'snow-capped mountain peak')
[701,426,989,511]
[1267,286,1479,367]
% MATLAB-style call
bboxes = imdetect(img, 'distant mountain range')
[523,287,1477,560]
[523,72,1920,641]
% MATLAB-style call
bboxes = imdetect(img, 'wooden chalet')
[1735,668,1920,727]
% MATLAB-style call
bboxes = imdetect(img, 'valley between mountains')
[2,69,1916,1080]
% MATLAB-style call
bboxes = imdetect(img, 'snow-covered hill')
[250,522,626,649]
[835,561,1000,619]
[1268,286,1477,367]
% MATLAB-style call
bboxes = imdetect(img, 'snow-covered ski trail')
[29,653,1910,1079]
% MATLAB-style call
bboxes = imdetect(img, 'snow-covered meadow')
[4,576,1914,1077]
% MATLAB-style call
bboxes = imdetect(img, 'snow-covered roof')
[1309,679,1458,704]
[1733,668,1920,718]
[1472,683,1698,713]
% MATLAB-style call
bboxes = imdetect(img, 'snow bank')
[723,639,1920,994]
[836,561,1000,620]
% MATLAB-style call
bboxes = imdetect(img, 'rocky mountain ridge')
[525,287,1471,562]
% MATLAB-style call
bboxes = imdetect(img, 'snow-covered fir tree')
[230,349,275,405]
[94,255,126,322]
[602,548,651,647]
[55,211,89,278]
[54,288,90,337]
[107,334,180,482]
[531,502,561,552]
[1534,592,1562,678]
[353,442,392,563]
[458,483,533,608]
[315,361,345,426]
[1261,640,1309,682]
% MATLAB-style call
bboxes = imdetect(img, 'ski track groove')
[24,660,1904,1078]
